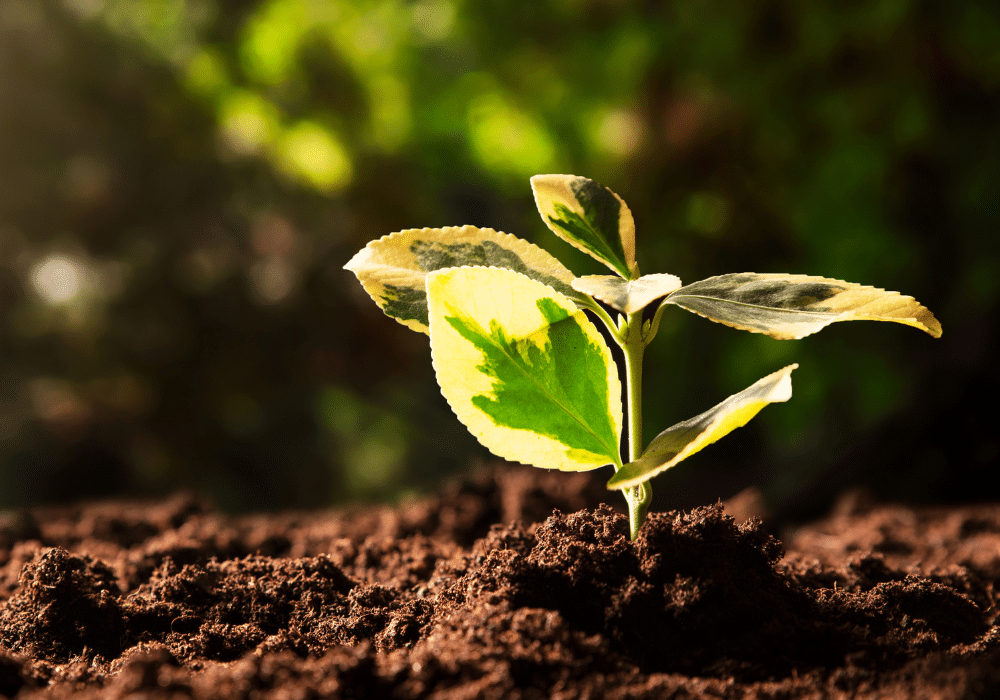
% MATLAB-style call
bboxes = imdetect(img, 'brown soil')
[0,464,998,699]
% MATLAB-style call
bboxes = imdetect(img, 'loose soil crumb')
[0,464,998,699]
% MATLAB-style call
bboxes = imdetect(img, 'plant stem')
[584,300,654,539]
[578,297,624,344]
[621,310,652,540]
[623,312,644,463]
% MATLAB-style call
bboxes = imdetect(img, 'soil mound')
[0,464,998,698]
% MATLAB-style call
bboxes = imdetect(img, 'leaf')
[427,266,623,472]
[607,364,797,490]
[662,273,942,340]
[344,226,581,334]
[531,174,638,279]
[572,273,683,314]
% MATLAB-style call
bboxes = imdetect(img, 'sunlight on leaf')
[428,267,622,471]
[344,226,582,333]
[572,273,682,314]
[531,174,638,278]
[608,364,797,490]
[662,273,942,339]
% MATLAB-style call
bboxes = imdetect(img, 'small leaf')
[344,226,581,334]
[607,364,797,490]
[428,266,623,472]
[531,174,638,279]
[662,273,942,340]
[572,273,683,314]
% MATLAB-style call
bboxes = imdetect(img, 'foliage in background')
[0,0,997,513]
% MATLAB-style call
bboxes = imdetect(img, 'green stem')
[621,310,652,540]
[623,311,644,463]
[583,297,653,539]
[578,297,624,343]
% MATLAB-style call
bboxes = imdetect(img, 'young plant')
[345,175,941,540]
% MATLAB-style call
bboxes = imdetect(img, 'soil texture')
[0,464,998,699]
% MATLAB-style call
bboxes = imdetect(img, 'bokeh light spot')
[185,47,229,99]
[276,121,353,193]
[249,258,296,305]
[31,256,84,303]
[595,108,645,157]
[218,90,280,156]
[411,0,455,42]
[467,92,556,178]
[63,0,104,20]
[239,0,305,85]
[252,215,297,257]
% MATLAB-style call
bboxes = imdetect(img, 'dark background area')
[0,0,997,519]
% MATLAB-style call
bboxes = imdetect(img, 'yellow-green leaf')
[607,364,797,490]
[428,266,623,472]
[572,273,682,314]
[662,273,942,340]
[344,226,580,334]
[531,174,638,279]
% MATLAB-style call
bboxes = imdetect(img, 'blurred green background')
[1,0,997,518]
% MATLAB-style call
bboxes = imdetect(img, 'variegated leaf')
[607,364,797,490]
[531,174,638,279]
[572,273,683,314]
[662,273,942,340]
[344,226,581,334]
[428,266,623,472]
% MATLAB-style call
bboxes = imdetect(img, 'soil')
[0,464,998,699]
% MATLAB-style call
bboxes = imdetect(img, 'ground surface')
[0,464,998,699]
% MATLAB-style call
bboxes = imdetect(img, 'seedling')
[345,175,941,540]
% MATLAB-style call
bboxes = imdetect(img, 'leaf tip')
[343,248,366,273]
[528,173,562,197]
[771,363,798,402]
[923,314,943,338]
